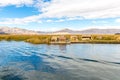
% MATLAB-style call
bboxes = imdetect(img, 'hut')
[51,36,59,42]
[70,35,79,42]
[50,35,68,43]
[116,37,120,41]
[82,35,92,40]
[59,36,67,42]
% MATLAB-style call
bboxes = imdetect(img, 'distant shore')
[0,34,120,44]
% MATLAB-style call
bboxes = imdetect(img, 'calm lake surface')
[0,41,120,80]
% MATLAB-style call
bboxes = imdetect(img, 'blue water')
[0,41,120,80]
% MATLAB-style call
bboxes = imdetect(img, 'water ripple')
[0,41,120,80]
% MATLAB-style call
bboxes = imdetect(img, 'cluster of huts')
[49,33,120,44]
[50,35,92,44]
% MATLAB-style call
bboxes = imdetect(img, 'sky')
[0,0,120,31]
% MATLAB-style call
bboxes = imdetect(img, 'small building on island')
[70,35,79,42]
[116,37,120,41]
[50,35,70,44]
[81,35,92,40]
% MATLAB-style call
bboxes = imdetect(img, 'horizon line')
[1,26,120,32]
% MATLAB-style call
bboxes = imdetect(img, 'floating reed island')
[0,34,120,44]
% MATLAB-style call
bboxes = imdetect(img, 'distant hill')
[0,27,38,34]
[0,32,6,34]
[79,29,120,34]
[54,28,120,34]
[55,28,74,33]
[0,27,120,34]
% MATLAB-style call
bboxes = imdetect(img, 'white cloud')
[55,19,65,22]
[39,27,65,32]
[39,0,120,19]
[46,20,53,22]
[67,17,83,21]
[0,15,42,25]
[116,19,120,23]
[92,20,108,24]
[1,0,120,25]
[0,0,34,7]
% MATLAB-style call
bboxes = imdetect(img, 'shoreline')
[0,34,120,44]
[1,40,120,44]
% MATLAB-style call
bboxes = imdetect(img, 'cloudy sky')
[0,0,120,31]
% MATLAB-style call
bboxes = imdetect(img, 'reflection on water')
[0,41,120,80]
[59,45,67,53]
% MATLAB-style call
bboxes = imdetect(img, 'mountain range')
[0,27,120,34]
[0,27,38,34]
[51,28,120,34]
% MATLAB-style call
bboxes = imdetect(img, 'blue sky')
[0,0,120,31]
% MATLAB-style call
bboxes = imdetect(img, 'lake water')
[0,41,120,80]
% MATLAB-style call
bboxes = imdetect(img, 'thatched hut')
[70,35,79,42]
[51,36,59,42]
[59,36,67,41]
[82,35,92,40]
[116,37,120,41]
[50,35,68,43]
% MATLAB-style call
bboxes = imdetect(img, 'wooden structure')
[50,35,70,44]
[70,35,79,42]
[116,37,120,41]
[82,35,92,40]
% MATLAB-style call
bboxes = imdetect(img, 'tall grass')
[0,34,120,44]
